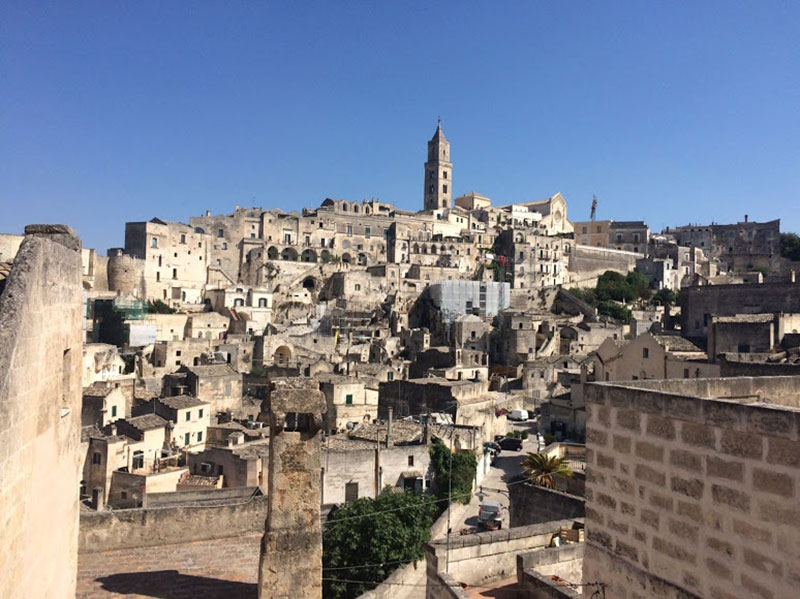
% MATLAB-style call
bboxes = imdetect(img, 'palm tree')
[522,453,574,488]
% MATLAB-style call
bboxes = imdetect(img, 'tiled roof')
[652,335,703,353]
[184,363,239,377]
[126,414,168,431]
[158,395,206,410]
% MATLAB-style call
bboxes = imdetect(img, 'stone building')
[608,220,649,253]
[124,218,210,303]
[592,333,720,382]
[582,376,800,599]
[680,280,800,342]
[573,219,612,248]
[318,374,380,434]
[495,227,572,289]
[665,217,781,273]
[322,421,434,505]
[188,437,269,488]
[0,225,84,599]
[424,121,453,211]
[174,363,243,414]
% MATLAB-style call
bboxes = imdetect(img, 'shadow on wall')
[97,571,256,599]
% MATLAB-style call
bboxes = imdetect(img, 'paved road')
[455,418,541,533]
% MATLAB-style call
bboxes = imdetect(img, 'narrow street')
[455,418,540,533]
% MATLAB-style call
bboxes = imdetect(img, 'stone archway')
[301,249,317,263]
[273,345,292,367]
[281,247,298,261]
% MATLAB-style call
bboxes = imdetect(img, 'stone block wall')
[77,493,268,598]
[509,482,585,528]
[583,379,800,599]
[517,544,584,599]
[0,227,84,599]
[425,519,580,590]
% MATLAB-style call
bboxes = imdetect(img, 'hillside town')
[2,123,800,599]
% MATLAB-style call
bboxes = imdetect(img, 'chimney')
[422,413,430,445]
[745,214,749,223]
[387,407,393,447]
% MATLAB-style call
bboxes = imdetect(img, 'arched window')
[258,298,267,307]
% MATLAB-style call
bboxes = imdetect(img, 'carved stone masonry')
[258,378,326,599]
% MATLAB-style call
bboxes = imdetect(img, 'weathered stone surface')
[258,379,325,599]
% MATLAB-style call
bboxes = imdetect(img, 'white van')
[508,409,529,421]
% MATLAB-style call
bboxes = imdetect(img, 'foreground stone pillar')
[258,378,326,599]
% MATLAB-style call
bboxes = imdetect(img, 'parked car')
[508,409,529,421]
[478,500,503,530]
[483,441,501,455]
[498,437,523,451]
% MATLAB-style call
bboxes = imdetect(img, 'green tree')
[780,233,800,261]
[521,453,574,489]
[566,287,598,306]
[597,300,632,323]
[429,438,477,505]
[625,271,652,300]
[322,490,437,599]
[651,288,677,307]
[147,299,175,314]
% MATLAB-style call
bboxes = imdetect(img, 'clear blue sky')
[2,1,799,253]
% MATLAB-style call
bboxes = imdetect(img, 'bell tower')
[423,119,452,211]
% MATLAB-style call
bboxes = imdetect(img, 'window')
[199,408,204,418]
[225,383,231,396]
[218,229,224,238]
[616,234,623,242]
[151,237,158,248]
[180,234,186,244]
[258,298,267,307]
[121,491,128,500]
[197,431,203,443]
[443,184,448,194]
[408,456,414,466]
[185,411,191,421]
[443,171,448,179]
[582,226,587,234]
[684,368,690,378]
[111,405,117,418]
[132,451,144,469]
[222,242,228,250]
[365,227,371,238]
[347,225,353,237]
[354,284,361,291]
[184,432,190,446]
[643,348,649,359]
[92,452,102,465]
[387,371,394,381]
[345,481,359,502]
[345,394,353,405]
[172,268,177,279]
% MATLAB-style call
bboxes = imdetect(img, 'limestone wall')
[77,492,267,598]
[567,245,638,285]
[583,378,800,599]
[509,483,585,528]
[426,519,579,589]
[79,492,268,552]
[0,227,84,599]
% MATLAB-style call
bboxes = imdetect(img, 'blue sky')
[2,1,799,253]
